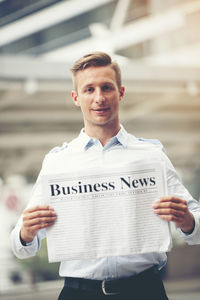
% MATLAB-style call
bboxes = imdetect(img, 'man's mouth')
[92,107,109,112]
[92,107,110,116]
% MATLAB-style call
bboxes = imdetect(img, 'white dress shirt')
[10,125,200,280]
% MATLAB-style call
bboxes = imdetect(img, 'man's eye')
[102,85,112,91]
[87,87,94,93]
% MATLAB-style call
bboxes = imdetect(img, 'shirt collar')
[115,124,129,148]
[77,124,129,151]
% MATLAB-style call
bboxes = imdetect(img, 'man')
[11,52,200,300]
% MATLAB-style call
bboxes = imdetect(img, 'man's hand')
[20,205,57,244]
[152,196,195,234]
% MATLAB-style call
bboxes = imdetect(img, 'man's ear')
[72,90,80,106]
[119,86,125,101]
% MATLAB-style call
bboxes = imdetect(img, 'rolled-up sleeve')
[10,171,46,259]
[178,211,200,245]
[164,153,200,244]
[10,223,44,259]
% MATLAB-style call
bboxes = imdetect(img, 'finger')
[24,209,57,221]
[24,216,57,227]
[25,221,55,233]
[25,205,55,213]
[156,214,184,223]
[158,196,187,205]
[153,208,186,218]
[153,201,187,212]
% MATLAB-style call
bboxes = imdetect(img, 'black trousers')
[58,268,169,300]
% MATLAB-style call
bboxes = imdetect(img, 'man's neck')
[85,123,120,146]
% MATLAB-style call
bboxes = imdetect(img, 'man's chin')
[90,118,117,127]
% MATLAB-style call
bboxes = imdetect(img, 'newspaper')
[42,162,172,262]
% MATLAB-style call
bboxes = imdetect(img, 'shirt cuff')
[17,226,38,249]
[20,233,33,246]
[179,211,199,238]
[11,225,40,259]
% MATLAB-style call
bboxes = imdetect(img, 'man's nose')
[94,89,105,104]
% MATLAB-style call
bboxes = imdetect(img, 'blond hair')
[71,52,122,90]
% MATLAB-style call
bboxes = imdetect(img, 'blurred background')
[0,0,200,299]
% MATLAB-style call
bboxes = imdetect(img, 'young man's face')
[72,65,125,133]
